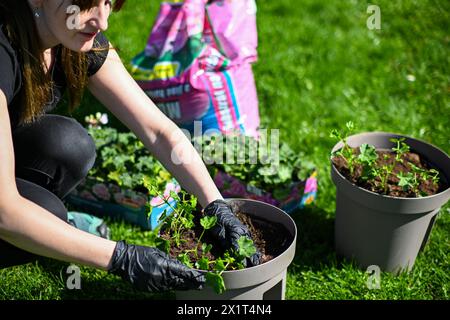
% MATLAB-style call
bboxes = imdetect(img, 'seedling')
[391,137,410,163]
[331,124,441,197]
[375,138,411,194]
[397,171,419,195]
[199,133,314,193]
[143,176,194,247]
[330,121,358,174]
[142,178,258,294]
[357,143,378,181]
[87,124,173,191]
[403,163,441,197]
[379,154,396,194]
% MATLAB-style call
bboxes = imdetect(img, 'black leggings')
[0,115,96,269]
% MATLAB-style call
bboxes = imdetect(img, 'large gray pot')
[176,198,297,300]
[331,132,450,274]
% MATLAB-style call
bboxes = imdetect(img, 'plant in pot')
[86,124,174,193]
[330,122,450,274]
[194,133,318,212]
[142,177,297,300]
[66,120,182,229]
[75,120,316,228]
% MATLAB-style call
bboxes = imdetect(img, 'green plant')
[331,127,441,196]
[397,171,418,194]
[403,163,441,197]
[143,176,195,247]
[391,137,410,163]
[87,123,315,199]
[87,124,173,192]
[204,237,257,294]
[330,121,358,175]
[378,137,409,194]
[142,178,257,294]
[195,133,315,194]
[357,143,378,181]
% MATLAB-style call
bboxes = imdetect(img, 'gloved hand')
[108,240,205,292]
[203,199,261,267]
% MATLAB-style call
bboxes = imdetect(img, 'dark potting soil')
[332,148,447,197]
[160,211,290,270]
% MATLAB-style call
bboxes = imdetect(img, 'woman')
[0,0,259,292]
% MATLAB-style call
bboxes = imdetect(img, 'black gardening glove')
[108,240,205,292]
[204,199,261,267]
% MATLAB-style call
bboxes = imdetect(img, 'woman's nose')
[88,4,109,31]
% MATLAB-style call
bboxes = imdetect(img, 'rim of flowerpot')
[330,131,450,213]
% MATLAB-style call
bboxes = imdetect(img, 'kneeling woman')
[0,0,259,292]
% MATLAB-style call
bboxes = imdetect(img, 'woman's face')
[31,0,112,51]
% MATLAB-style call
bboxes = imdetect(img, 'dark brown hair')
[0,0,125,125]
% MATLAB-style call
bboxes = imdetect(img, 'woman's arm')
[0,90,116,270]
[88,47,223,207]
[87,48,261,267]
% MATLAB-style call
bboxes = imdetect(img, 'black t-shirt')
[0,25,109,129]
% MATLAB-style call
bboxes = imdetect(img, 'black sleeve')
[86,32,110,77]
[0,31,20,105]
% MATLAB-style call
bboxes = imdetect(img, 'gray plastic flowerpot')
[331,132,450,274]
[176,198,297,300]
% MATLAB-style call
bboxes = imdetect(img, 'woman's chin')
[64,39,95,53]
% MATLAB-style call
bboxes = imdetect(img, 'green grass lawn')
[1,0,449,299]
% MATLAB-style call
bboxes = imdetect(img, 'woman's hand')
[108,240,206,292]
[204,200,261,267]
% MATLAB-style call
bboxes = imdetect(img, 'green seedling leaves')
[428,169,440,184]
[331,123,440,196]
[195,257,209,270]
[358,144,378,164]
[200,216,217,230]
[177,253,193,268]
[237,236,257,258]
[206,272,226,295]
[190,196,197,209]
[391,137,410,162]
[346,121,354,132]
[202,243,212,254]
[390,138,410,153]
[214,258,226,272]
[330,122,358,174]
[397,172,416,190]
[358,144,378,181]
[199,132,314,193]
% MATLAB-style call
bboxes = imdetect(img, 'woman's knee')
[13,115,96,180]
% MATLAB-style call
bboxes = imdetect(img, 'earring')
[34,9,40,18]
